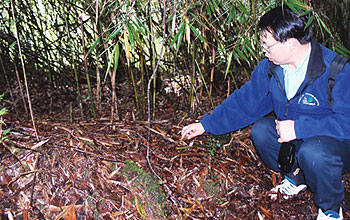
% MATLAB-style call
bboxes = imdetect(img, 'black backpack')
[268,54,348,109]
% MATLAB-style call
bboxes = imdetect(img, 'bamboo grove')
[0,0,350,122]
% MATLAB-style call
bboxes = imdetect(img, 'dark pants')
[250,117,350,212]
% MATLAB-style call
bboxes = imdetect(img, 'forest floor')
[0,83,349,220]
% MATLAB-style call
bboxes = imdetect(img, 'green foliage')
[0,0,349,117]
[205,136,222,157]
[0,108,7,117]
[0,94,9,144]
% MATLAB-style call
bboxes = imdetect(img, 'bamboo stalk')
[210,46,215,96]
[111,43,120,123]
[152,68,156,119]
[95,0,101,111]
[10,0,39,141]
[144,2,181,212]
[140,43,146,118]
[200,26,206,97]
[146,0,166,182]
[195,60,214,109]
[124,28,141,118]
[65,16,83,119]
[14,63,27,113]
[81,14,96,118]
[130,61,141,118]
[148,1,156,120]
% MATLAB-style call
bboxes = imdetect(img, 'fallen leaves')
[1,111,350,219]
[54,203,78,220]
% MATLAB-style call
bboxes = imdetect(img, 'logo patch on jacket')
[298,93,320,106]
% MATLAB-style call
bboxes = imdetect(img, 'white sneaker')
[269,178,307,200]
[317,208,343,220]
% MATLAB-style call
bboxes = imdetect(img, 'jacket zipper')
[271,67,315,118]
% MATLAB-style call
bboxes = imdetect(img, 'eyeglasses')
[260,40,280,53]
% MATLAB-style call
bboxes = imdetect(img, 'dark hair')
[258,6,312,44]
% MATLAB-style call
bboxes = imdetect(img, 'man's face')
[260,31,291,65]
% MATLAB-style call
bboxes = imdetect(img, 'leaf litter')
[0,89,349,220]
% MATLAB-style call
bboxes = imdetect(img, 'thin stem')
[10,0,39,141]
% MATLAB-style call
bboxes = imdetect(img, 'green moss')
[202,179,219,201]
[122,160,167,219]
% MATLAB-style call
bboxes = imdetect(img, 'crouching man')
[181,5,350,219]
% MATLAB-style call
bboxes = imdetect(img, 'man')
[181,6,350,220]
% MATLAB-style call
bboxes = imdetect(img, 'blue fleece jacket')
[201,40,350,141]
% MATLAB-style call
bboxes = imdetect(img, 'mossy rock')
[122,160,167,219]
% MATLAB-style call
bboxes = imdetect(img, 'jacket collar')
[306,38,326,81]
[269,38,326,83]
[267,39,326,100]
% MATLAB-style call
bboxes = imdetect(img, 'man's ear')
[286,38,299,51]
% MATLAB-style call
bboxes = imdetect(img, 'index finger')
[181,126,191,140]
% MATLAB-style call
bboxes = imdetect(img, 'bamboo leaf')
[189,24,205,43]
[107,26,123,41]
[224,51,233,78]
[166,15,173,24]
[205,3,212,16]
[188,11,205,27]
[236,2,249,16]
[135,196,146,219]
[228,8,233,25]
[304,14,315,30]
[104,44,118,81]
[244,41,255,58]
[177,25,184,51]
[127,24,135,49]
[316,15,332,37]
[335,42,350,57]
[283,1,299,15]
[135,16,149,33]
[170,31,180,48]
[173,19,185,51]
[87,36,100,56]
[2,129,10,136]
[131,25,141,43]
[113,1,119,9]
[228,5,236,26]
[170,19,185,48]
[335,42,350,54]
[10,41,16,50]
[207,1,215,15]
[288,0,309,11]
[0,108,7,116]
[126,1,130,11]
[132,18,146,36]
[300,9,313,17]
[334,49,349,57]
[210,0,218,9]
[235,46,248,62]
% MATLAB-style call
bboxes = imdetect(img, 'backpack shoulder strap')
[328,54,348,109]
